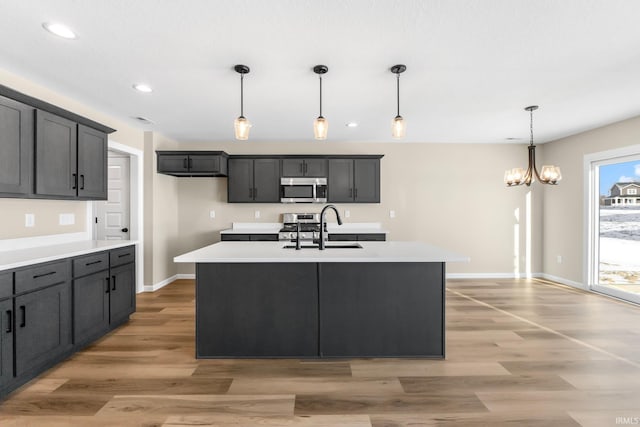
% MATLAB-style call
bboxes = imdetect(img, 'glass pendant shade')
[540,165,562,184]
[392,115,406,139]
[234,116,251,140]
[314,116,328,140]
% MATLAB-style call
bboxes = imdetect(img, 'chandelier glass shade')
[504,106,562,186]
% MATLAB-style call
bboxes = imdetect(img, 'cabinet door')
[0,298,14,388]
[35,111,77,197]
[328,159,354,202]
[157,154,189,173]
[73,272,109,345]
[189,155,220,174]
[354,159,380,203]
[0,96,33,195]
[227,158,254,202]
[77,125,107,199]
[281,159,305,177]
[253,159,280,202]
[110,263,135,325]
[15,282,72,376]
[304,158,327,177]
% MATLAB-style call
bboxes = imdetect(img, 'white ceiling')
[2,0,640,144]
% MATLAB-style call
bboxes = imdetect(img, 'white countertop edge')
[174,241,469,264]
[0,240,138,272]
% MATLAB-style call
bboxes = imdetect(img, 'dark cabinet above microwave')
[156,151,228,177]
[282,158,327,177]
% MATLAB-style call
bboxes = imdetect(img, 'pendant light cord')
[396,73,400,117]
[240,73,244,117]
[319,74,323,117]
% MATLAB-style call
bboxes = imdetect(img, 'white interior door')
[95,154,130,240]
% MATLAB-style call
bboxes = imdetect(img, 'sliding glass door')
[587,151,640,304]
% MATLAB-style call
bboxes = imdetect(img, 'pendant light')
[313,65,329,140]
[391,64,407,139]
[233,64,251,140]
[504,106,562,186]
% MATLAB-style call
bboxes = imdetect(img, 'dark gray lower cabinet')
[110,262,136,325]
[0,298,13,390]
[14,282,72,377]
[195,261,445,358]
[319,262,444,357]
[73,271,110,345]
[196,263,318,357]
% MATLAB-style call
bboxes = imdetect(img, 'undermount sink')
[282,243,363,249]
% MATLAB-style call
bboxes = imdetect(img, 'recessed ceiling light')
[42,22,77,39]
[505,137,522,141]
[346,122,358,128]
[132,83,153,93]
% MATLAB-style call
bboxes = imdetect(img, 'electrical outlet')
[344,210,350,218]
[25,213,35,227]
[389,210,396,218]
[59,213,75,225]
[209,210,216,219]
[557,255,563,264]
[254,210,261,219]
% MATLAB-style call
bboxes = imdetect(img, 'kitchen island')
[174,241,468,359]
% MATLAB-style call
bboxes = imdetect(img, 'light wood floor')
[2,278,640,426]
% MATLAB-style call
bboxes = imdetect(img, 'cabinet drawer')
[73,252,109,278]
[110,246,135,267]
[15,259,70,294]
[0,271,12,299]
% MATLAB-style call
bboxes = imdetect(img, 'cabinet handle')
[80,174,85,190]
[118,253,130,258]
[72,173,77,190]
[300,163,303,173]
[5,310,11,333]
[189,158,193,169]
[33,271,56,279]
[253,188,257,199]
[86,260,102,266]
[105,277,110,293]
[183,158,188,169]
[354,188,358,199]
[304,163,308,174]
[349,188,353,198]
[112,275,117,291]
[19,306,26,328]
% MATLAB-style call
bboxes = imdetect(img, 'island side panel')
[319,262,444,358]
[195,263,318,358]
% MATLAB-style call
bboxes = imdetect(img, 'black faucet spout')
[319,204,342,250]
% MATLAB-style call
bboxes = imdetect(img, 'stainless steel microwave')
[280,177,327,203]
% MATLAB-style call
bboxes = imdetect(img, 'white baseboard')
[0,231,90,251]
[447,272,543,280]
[540,273,588,290]
[143,273,196,292]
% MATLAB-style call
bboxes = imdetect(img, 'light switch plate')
[209,210,216,219]
[254,210,261,219]
[344,210,350,218]
[389,210,396,218]
[25,213,35,227]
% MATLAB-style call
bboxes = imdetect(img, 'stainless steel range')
[278,213,322,242]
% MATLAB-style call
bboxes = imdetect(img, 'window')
[628,188,638,195]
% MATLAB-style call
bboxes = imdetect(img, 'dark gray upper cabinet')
[282,158,327,177]
[228,158,280,203]
[0,95,33,195]
[156,151,228,177]
[77,125,107,199]
[328,158,380,203]
[35,111,78,198]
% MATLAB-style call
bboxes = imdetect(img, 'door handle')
[80,174,85,190]
[72,173,77,190]
[19,306,26,328]
[112,275,117,291]
[5,310,11,333]
[121,227,129,232]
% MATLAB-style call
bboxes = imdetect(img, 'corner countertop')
[174,241,468,264]
[219,222,389,235]
[0,240,137,272]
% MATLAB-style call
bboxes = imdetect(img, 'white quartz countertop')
[0,240,137,272]
[174,241,468,264]
[219,222,388,235]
